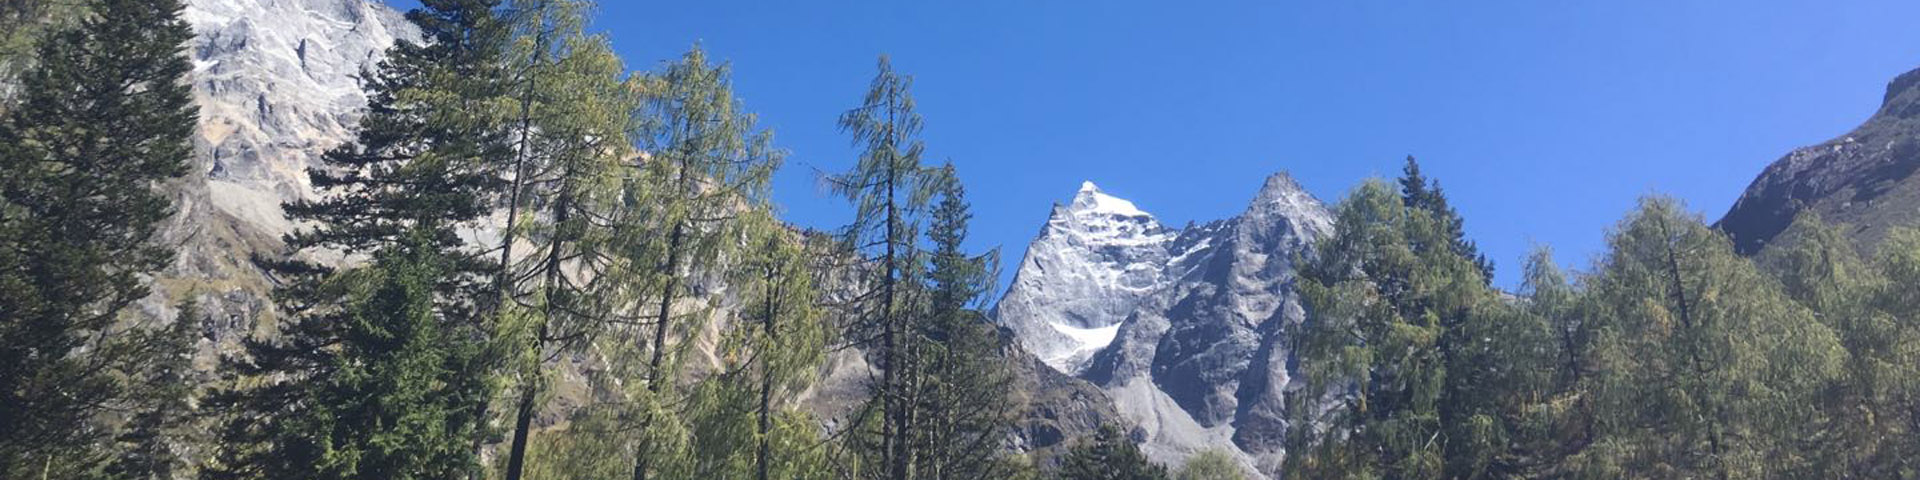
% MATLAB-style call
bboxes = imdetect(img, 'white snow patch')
[1076,181,1150,218]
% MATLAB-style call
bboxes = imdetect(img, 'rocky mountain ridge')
[1718,65,1920,255]
[996,173,1334,479]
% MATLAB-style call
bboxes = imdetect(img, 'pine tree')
[1287,179,1477,479]
[0,0,196,475]
[1058,424,1168,480]
[827,54,941,480]
[205,0,512,477]
[1762,215,1920,477]
[674,214,833,480]
[105,299,201,480]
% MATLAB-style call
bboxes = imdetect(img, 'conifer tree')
[828,54,941,480]
[904,164,1014,479]
[674,214,833,480]
[0,0,196,475]
[106,299,201,480]
[487,2,641,478]
[1287,180,1476,479]
[620,45,781,480]
[1763,215,1920,477]
[1400,156,1493,283]
[1567,197,1843,478]
[206,0,512,477]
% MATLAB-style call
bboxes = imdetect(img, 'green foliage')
[488,1,643,477]
[1175,450,1248,480]
[0,0,196,475]
[1568,197,1843,479]
[1762,216,1920,477]
[613,43,784,479]
[1059,424,1168,480]
[207,1,512,477]
[899,165,1016,479]
[1287,179,1486,479]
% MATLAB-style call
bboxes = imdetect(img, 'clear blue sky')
[399,1,1920,288]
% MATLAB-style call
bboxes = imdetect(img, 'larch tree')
[620,45,781,480]
[1568,197,1842,479]
[828,54,942,480]
[489,1,642,479]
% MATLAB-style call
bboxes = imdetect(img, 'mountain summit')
[996,173,1333,478]
[996,181,1177,372]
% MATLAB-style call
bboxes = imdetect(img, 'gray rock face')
[1718,65,1920,255]
[999,173,1332,479]
[137,0,415,356]
[994,182,1177,373]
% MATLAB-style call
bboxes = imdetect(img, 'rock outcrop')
[1718,66,1920,255]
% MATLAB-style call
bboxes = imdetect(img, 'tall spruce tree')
[205,0,513,477]
[0,0,197,475]
[1400,156,1493,283]
[903,164,1014,479]
[828,55,942,480]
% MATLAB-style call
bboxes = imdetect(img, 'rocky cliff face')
[995,182,1177,373]
[997,173,1333,479]
[1719,66,1920,255]
[148,0,415,360]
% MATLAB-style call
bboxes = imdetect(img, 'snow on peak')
[996,181,1180,373]
[1072,181,1151,218]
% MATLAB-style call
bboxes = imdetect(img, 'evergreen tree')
[1399,156,1494,283]
[828,54,941,480]
[1567,197,1843,479]
[106,299,202,480]
[903,164,1014,479]
[206,0,512,477]
[0,0,196,475]
[1058,424,1168,480]
[1286,179,1482,479]
[1762,215,1920,477]
[676,215,833,480]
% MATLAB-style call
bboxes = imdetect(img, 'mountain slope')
[1718,65,1920,254]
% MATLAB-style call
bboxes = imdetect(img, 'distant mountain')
[1718,66,1920,255]
[995,173,1334,479]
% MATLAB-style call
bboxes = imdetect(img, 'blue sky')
[399,0,1920,288]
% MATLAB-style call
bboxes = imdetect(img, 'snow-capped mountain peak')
[994,182,1177,373]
